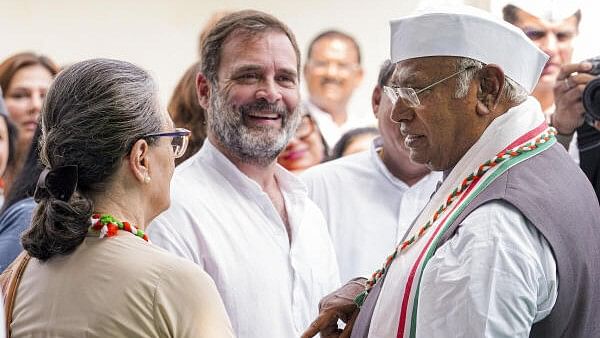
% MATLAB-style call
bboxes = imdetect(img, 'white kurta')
[368,98,558,338]
[304,100,374,149]
[302,137,441,282]
[148,140,340,338]
[369,201,558,338]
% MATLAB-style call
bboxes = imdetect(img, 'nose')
[540,34,558,59]
[389,101,414,124]
[29,93,44,115]
[256,78,282,104]
[325,62,341,77]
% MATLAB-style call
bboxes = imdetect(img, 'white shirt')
[302,137,441,282]
[304,100,374,149]
[369,201,558,338]
[148,140,340,338]
[0,296,5,338]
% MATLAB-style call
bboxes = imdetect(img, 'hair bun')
[34,165,78,202]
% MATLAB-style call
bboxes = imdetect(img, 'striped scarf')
[366,97,555,338]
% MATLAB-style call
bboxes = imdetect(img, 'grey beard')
[208,93,300,167]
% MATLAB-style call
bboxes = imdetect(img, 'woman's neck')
[93,193,147,231]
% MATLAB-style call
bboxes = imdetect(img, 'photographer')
[553,62,600,201]
[503,2,600,202]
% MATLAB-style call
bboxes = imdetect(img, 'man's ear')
[128,138,151,184]
[475,64,504,116]
[371,86,382,119]
[196,73,211,110]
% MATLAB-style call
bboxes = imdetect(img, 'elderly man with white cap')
[302,5,600,338]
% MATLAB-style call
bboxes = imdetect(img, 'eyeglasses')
[295,115,316,139]
[384,66,476,123]
[144,128,191,158]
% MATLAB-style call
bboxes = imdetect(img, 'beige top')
[10,231,234,338]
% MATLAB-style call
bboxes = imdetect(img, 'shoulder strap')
[0,252,31,338]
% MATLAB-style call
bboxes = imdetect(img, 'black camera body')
[582,56,600,125]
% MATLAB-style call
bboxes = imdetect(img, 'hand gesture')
[552,62,595,134]
[301,278,366,338]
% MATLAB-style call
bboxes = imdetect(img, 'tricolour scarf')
[366,97,555,338]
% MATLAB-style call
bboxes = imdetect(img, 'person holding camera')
[502,1,600,201]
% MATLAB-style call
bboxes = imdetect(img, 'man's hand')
[552,62,595,135]
[301,277,367,338]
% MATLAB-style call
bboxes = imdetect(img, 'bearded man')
[303,5,600,338]
[148,10,339,338]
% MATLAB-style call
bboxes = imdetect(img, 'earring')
[144,174,151,184]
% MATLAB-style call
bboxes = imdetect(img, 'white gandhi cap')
[390,5,549,93]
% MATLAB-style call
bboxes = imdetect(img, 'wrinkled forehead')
[390,57,457,84]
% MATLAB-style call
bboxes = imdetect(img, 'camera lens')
[583,77,600,123]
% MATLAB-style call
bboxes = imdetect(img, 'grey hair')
[200,10,301,87]
[454,57,528,104]
[22,58,163,261]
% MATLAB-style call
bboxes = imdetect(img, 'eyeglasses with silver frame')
[384,66,476,123]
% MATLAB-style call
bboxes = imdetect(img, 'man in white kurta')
[302,137,440,282]
[149,141,339,336]
[148,10,339,338]
[302,60,441,282]
[302,6,567,338]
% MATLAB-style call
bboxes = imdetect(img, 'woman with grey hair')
[0,59,234,337]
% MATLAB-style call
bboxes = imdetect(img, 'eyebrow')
[278,68,298,78]
[230,65,298,78]
[230,65,262,75]
[389,72,423,87]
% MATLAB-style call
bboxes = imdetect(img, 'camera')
[582,56,600,125]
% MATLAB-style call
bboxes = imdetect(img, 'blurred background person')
[0,58,233,337]
[0,126,41,272]
[0,90,18,208]
[168,61,206,165]
[330,126,379,160]
[302,60,441,282]
[0,52,59,193]
[501,1,580,117]
[278,111,328,173]
[303,30,365,150]
[502,0,600,201]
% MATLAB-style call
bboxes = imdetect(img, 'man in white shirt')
[303,30,366,149]
[303,5,600,338]
[148,10,339,338]
[302,60,441,282]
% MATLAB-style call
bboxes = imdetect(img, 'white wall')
[2,0,599,124]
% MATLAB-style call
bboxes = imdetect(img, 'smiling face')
[511,8,578,92]
[205,30,301,166]
[304,36,363,114]
[373,85,430,180]
[4,64,53,149]
[278,114,325,172]
[390,57,482,171]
